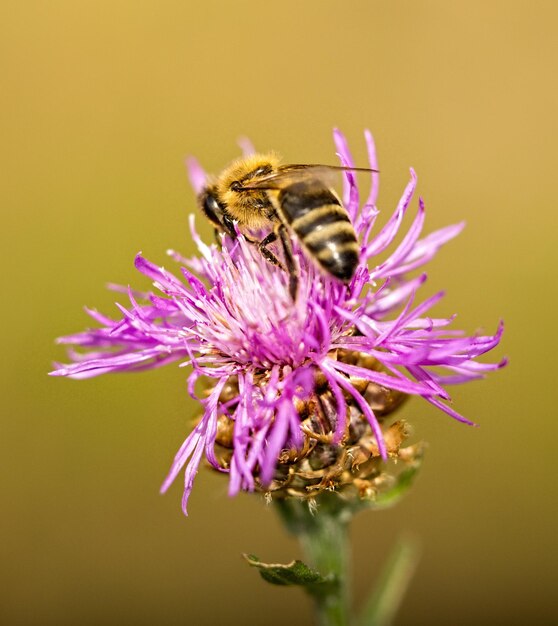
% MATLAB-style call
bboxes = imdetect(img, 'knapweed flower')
[51,130,505,514]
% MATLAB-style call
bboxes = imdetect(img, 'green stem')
[275,496,352,626]
[299,513,350,626]
[358,536,420,626]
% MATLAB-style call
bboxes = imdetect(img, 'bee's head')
[198,186,236,237]
[199,186,225,227]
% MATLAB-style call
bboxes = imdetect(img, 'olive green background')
[1,1,555,624]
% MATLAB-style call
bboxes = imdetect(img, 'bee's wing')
[238,164,377,191]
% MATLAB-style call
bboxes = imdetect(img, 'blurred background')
[1,1,556,624]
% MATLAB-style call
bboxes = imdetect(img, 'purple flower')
[51,129,505,514]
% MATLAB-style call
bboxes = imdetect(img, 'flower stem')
[299,512,350,626]
[275,496,352,626]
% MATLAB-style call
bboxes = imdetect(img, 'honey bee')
[198,153,377,299]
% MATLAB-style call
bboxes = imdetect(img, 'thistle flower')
[51,130,505,514]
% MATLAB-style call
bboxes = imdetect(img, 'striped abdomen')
[277,180,359,282]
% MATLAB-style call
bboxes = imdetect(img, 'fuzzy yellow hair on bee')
[215,153,281,230]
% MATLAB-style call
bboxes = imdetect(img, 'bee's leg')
[212,216,238,246]
[258,231,286,271]
[277,224,298,300]
[222,215,238,239]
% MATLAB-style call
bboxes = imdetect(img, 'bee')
[198,153,377,299]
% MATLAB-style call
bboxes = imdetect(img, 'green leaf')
[243,553,339,598]
[358,537,420,626]
[349,453,425,516]
[373,463,422,508]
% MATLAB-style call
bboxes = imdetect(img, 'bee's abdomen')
[279,182,359,283]
[301,217,359,282]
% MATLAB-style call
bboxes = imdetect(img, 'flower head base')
[51,129,505,514]
[210,354,425,504]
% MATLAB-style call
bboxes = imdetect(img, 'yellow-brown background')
[1,2,555,624]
